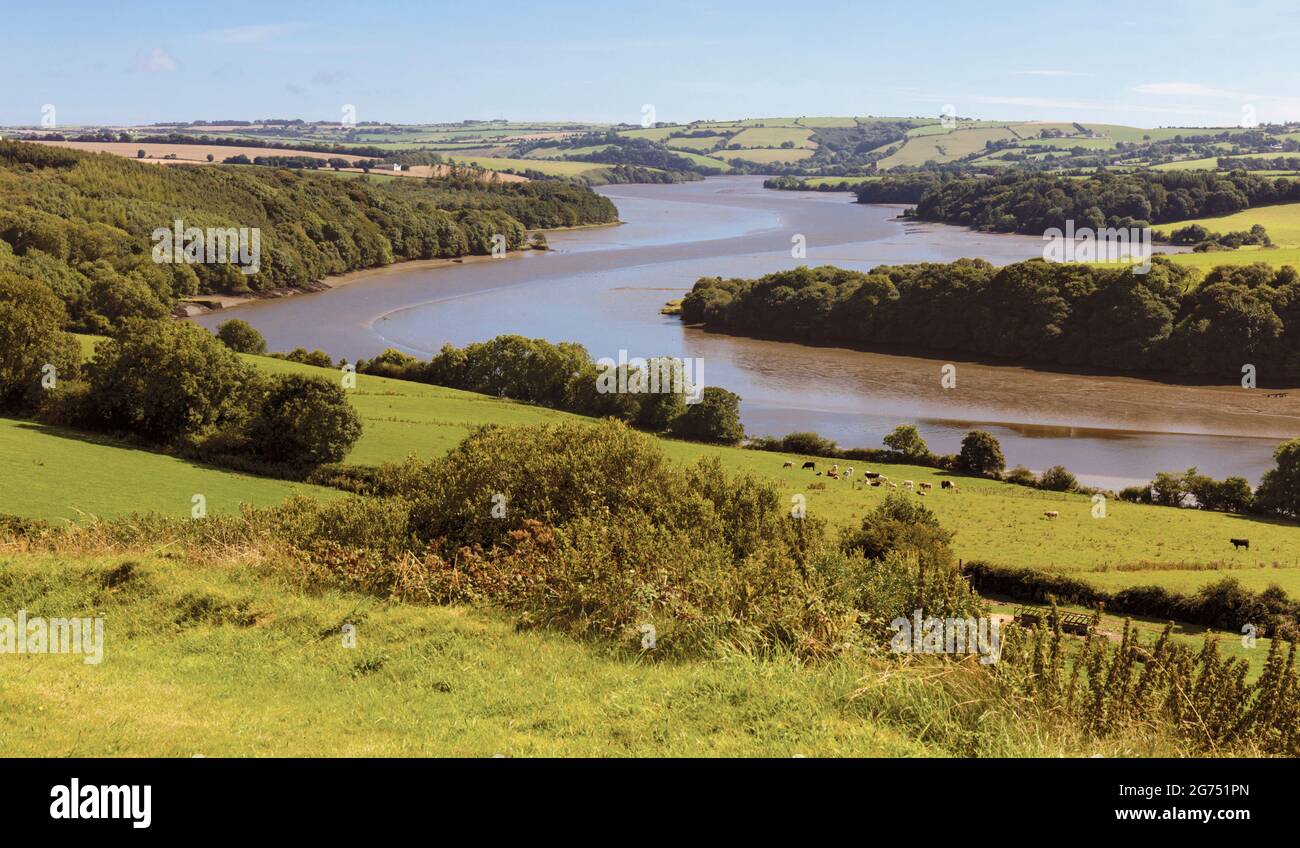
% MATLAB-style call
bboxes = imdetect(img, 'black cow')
[801,461,816,470]
[941,480,954,490]
[1230,538,1250,551]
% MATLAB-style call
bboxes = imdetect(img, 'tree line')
[0,140,616,333]
[900,169,1300,234]
[680,258,1300,381]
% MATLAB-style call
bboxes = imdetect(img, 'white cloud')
[131,47,177,74]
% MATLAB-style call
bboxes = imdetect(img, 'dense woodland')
[0,141,616,332]
[680,259,1300,381]
[902,170,1300,233]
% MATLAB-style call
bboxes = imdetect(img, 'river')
[192,176,1300,489]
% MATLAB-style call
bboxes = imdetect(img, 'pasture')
[711,147,814,164]
[13,342,1300,595]
[725,127,816,149]
[1160,201,1300,247]
[876,126,1019,169]
[0,415,333,522]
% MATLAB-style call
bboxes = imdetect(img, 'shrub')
[668,386,744,444]
[1004,465,1036,487]
[1037,465,1078,492]
[83,319,253,443]
[956,430,1006,477]
[215,319,267,354]
[244,373,362,468]
[842,492,956,571]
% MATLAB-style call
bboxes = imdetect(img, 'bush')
[1004,465,1036,487]
[215,319,267,354]
[842,492,956,571]
[83,319,253,443]
[668,387,744,444]
[1037,465,1078,492]
[956,430,1006,477]
[779,431,840,456]
[245,373,362,468]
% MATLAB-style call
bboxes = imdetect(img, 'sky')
[5,0,1300,128]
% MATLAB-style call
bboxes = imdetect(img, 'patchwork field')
[725,127,817,149]
[711,147,815,164]
[876,126,1018,169]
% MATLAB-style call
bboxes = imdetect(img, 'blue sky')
[5,0,1300,128]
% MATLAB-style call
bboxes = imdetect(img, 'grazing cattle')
[802,461,816,470]
[948,484,958,493]
[940,480,954,490]
[919,482,933,490]
[830,464,840,475]
[783,461,794,468]
[1230,538,1250,551]
[844,467,854,478]
[864,472,880,480]
[903,480,914,489]
[827,471,840,480]
[1043,510,1060,520]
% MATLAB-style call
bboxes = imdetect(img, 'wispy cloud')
[1132,81,1242,98]
[1015,70,1091,78]
[311,70,346,86]
[208,23,307,44]
[130,47,177,74]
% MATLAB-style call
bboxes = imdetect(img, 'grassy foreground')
[1,549,1132,757]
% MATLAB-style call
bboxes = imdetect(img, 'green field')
[0,416,333,522]
[877,126,1018,169]
[0,551,964,757]
[2,344,1295,755]
[711,147,814,164]
[13,345,1298,595]
[664,135,727,151]
[1160,202,1300,246]
[726,127,816,149]
[443,154,607,178]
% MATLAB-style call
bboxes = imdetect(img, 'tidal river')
[192,176,1300,489]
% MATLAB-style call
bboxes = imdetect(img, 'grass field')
[0,416,334,522]
[876,126,1018,169]
[1159,201,1300,246]
[14,343,1297,592]
[0,551,960,756]
[3,345,1295,754]
[710,147,814,164]
[664,135,727,151]
[726,127,816,149]
[443,154,607,178]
